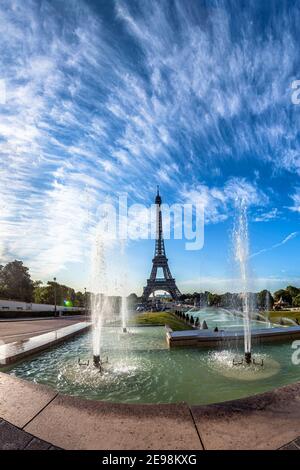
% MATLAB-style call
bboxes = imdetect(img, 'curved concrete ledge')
[1,371,300,450]
[191,381,300,450]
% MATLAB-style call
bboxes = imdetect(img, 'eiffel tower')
[142,187,181,301]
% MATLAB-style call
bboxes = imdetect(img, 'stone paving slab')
[0,419,60,450]
[279,441,300,450]
[191,382,300,450]
[0,419,33,450]
[25,394,203,450]
[0,372,57,428]
[294,437,300,447]
[24,437,53,450]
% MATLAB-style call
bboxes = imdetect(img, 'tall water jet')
[234,198,251,364]
[121,295,128,333]
[90,235,109,369]
[119,240,128,333]
[91,293,110,367]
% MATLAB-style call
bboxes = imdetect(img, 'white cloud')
[224,178,269,207]
[0,0,299,289]
[253,208,280,222]
[288,188,300,213]
[181,178,268,224]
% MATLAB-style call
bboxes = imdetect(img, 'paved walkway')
[0,318,86,344]
[0,419,60,450]
[0,372,300,450]
[279,438,300,450]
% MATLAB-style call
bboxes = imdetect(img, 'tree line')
[178,286,300,309]
[1,259,300,310]
[0,260,86,307]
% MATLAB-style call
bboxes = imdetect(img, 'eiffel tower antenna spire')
[142,188,181,301]
[155,185,161,205]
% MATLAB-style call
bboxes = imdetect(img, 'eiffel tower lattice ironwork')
[142,187,181,301]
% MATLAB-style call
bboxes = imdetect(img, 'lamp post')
[53,277,57,317]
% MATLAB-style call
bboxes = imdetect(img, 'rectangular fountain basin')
[167,325,300,348]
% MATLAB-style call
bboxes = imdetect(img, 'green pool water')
[6,322,300,405]
[189,307,274,329]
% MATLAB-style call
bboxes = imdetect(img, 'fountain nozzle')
[78,358,89,367]
[244,351,252,364]
[93,354,101,368]
[232,352,264,367]
[93,354,108,373]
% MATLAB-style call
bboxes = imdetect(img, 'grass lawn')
[129,311,191,331]
[267,310,300,324]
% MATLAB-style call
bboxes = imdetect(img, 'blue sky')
[0,0,300,295]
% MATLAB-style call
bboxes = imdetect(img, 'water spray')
[77,355,108,373]
[230,199,263,368]
[232,352,264,367]
[78,358,90,366]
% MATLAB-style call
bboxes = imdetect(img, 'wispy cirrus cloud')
[116,0,300,174]
[0,0,300,288]
[253,208,281,222]
[288,188,300,213]
[250,232,298,259]
[181,177,268,224]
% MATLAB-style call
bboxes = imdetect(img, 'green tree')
[0,260,34,302]
[74,291,85,307]
[273,289,292,305]
[208,293,222,306]
[127,293,139,308]
[257,290,274,310]
[286,285,300,299]
[33,280,43,289]
[0,265,4,298]
[293,294,300,307]
[33,281,76,306]
[292,294,300,307]
[179,294,188,302]
[34,283,53,304]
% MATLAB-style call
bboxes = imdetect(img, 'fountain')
[234,198,253,365]
[90,292,109,371]
[120,240,129,334]
[121,295,128,333]
[88,233,130,371]
[89,235,111,371]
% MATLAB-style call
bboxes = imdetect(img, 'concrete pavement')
[0,317,86,344]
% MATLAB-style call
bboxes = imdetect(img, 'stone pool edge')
[0,371,300,450]
[167,325,300,348]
